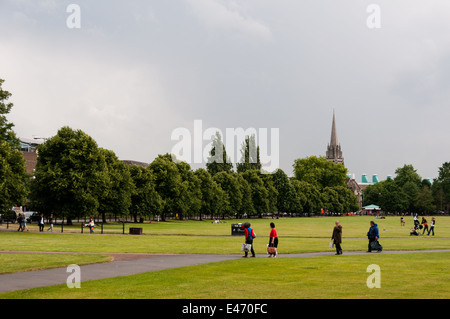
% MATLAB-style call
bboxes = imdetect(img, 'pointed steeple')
[326,110,344,165]
[329,109,338,147]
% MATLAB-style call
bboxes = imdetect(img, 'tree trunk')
[101,211,107,224]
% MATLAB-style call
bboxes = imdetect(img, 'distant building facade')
[19,137,43,175]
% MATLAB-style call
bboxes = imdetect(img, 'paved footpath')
[1,249,450,293]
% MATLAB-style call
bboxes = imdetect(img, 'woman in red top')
[268,222,278,257]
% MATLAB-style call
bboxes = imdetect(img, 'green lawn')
[2,252,449,299]
[1,216,448,255]
[0,253,112,274]
[1,216,449,299]
[3,214,446,237]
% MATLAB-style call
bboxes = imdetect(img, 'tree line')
[1,78,449,222]
[25,127,360,223]
[362,163,450,214]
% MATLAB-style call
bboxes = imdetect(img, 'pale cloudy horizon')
[1,0,450,182]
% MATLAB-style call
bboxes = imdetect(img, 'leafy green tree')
[379,179,409,213]
[213,171,242,217]
[236,134,261,173]
[235,173,254,218]
[260,173,278,215]
[0,140,29,213]
[97,149,134,223]
[414,185,436,214]
[175,160,202,220]
[206,131,233,176]
[293,156,357,213]
[394,164,422,187]
[321,187,342,213]
[0,78,19,148]
[331,185,360,212]
[432,162,450,212]
[394,164,422,212]
[149,154,183,221]
[129,165,162,221]
[293,156,348,189]
[291,180,320,214]
[240,170,269,218]
[195,168,227,220]
[363,179,409,213]
[272,169,299,214]
[29,127,108,223]
[362,181,385,207]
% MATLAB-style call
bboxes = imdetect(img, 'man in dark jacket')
[331,221,343,255]
[367,221,380,252]
[17,213,23,232]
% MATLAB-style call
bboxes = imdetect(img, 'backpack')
[247,227,254,240]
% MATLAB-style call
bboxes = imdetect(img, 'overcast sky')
[1,0,449,181]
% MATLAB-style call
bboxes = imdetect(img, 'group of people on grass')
[242,215,438,257]
[409,214,436,236]
[16,213,54,232]
[16,213,96,233]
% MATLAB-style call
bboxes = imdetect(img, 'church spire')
[326,110,344,165]
[330,109,338,147]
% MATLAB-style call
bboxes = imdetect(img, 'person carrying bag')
[242,223,256,258]
[267,222,278,257]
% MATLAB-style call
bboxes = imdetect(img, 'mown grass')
[1,216,448,255]
[2,252,449,299]
[3,214,446,237]
[0,253,112,274]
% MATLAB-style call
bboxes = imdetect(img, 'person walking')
[242,223,256,258]
[88,216,94,234]
[413,214,419,230]
[17,213,24,232]
[427,217,435,236]
[21,213,29,232]
[367,221,380,252]
[400,213,405,227]
[421,217,429,235]
[47,214,54,232]
[38,213,45,232]
[331,220,343,255]
[268,222,278,257]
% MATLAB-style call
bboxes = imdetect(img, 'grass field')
[0,253,112,274]
[1,252,449,299]
[1,216,449,255]
[1,215,449,299]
